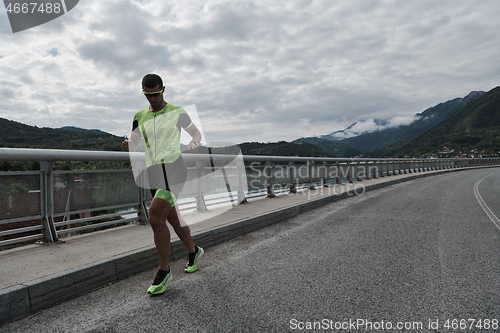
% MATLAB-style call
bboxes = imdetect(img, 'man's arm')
[122,130,142,151]
[185,123,202,153]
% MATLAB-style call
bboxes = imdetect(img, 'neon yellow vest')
[133,104,192,167]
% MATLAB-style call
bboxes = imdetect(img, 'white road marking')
[474,173,500,232]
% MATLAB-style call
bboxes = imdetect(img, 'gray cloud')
[0,0,499,144]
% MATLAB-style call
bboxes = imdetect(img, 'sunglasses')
[143,89,163,97]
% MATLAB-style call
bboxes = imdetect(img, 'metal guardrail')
[1,147,499,249]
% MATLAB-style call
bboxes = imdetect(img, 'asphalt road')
[2,168,500,333]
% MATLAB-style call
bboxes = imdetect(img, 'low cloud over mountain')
[321,115,420,140]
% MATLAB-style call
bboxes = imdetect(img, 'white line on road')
[474,173,500,232]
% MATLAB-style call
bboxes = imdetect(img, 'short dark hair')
[142,74,163,89]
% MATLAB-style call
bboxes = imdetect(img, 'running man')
[122,74,204,294]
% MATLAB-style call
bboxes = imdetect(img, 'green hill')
[0,118,124,151]
[0,118,127,170]
[364,86,500,157]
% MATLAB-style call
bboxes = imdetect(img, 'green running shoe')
[147,269,172,294]
[185,246,204,273]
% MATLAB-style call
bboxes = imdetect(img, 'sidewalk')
[0,167,488,324]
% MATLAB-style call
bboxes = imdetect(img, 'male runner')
[123,74,203,294]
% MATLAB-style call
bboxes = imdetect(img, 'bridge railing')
[1,147,498,249]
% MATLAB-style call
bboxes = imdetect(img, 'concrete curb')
[1,165,497,325]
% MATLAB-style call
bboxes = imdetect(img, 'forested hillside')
[0,118,123,151]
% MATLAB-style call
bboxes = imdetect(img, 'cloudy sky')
[0,0,499,145]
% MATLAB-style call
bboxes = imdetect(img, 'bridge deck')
[0,166,488,324]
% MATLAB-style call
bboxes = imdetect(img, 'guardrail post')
[374,161,379,178]
[195,160,208,211]
[137,186,148,224]
[355,162,363,181]
[40,161,58,243]
[308,160,315,189]
[237,160,248,203]
[289,161,297,193]
[347,162,354,183]
[334,161,340,183]
[266,161,276,198]
[323,161,329,186]
[356,162,362,181]
[363,163,370,180]
[134,170,149,223]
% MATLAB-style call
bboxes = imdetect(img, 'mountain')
[295,90,486,157]
[319,119,391,140]
[363,86,500,157]
[0,118,124,151]
[320,91,485,143]
[341,91,485,151]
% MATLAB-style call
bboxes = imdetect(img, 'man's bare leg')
[148,197,172,271]
[167,205,204,273]
[167,205,196,253]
